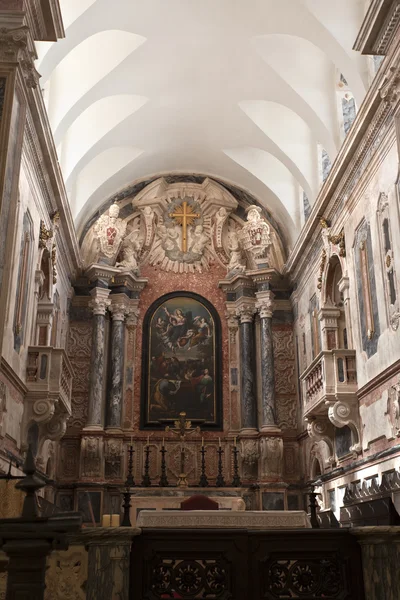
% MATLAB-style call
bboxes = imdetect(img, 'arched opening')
[324,255,347,349]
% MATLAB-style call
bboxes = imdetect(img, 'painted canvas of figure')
[143,294,220,427]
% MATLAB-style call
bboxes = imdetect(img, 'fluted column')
[236,301,257,432]
[86,288,111,429]
[106,300,128,430]
[256,290,278,430]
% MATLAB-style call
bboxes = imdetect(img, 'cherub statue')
[190,224,209,256]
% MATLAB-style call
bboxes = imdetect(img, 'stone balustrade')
[301,349,357,417]
[26,346,74,415]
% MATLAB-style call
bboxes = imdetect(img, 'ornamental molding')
[255,290,275,319]
[306,416,335,466]
[380,64,400,109]
[0,26,40,88]
[109,301,129,322]
[326,399,362,456]
[89,288,111,316]
[235,299,257,324]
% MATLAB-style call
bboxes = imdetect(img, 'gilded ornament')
[317,249,327,290]
[51,244,57,284]
[39,220,53,249]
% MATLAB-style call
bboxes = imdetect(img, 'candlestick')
[126,444,135,488]
[231,445,241,487]
[121,443,135,526]
[199,444,209,487]
[215,446,226,487]
[159,443,169,487]
[141,444,151,487]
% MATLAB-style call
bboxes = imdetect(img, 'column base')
[239,427,258,437]
[259,425,281,434]
[83,425,104,432]
[105,427,123,434]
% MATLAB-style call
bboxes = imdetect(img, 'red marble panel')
[131,264,230,442]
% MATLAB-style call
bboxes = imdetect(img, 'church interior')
[1,1,400,598]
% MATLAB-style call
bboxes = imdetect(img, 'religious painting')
[141,292,222,429]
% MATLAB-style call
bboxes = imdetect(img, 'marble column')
[236,302,257,432]
[256,290,278,430]
[86,288,111,429]
[106,302,128,429]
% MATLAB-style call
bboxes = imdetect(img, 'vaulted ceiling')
[36,0,370,245]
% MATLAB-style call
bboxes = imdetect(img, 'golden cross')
[169,201,200,252]
[165,412,200,441]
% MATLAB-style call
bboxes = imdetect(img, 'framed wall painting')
[140,291,222,430]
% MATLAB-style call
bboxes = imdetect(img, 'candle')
[147,435,150,446]
[202,436,204,447]
[218,437,221,447]
[162,437,165,447]
[111,515,120,527]
[130,436,133,446]
[234,436,237,448]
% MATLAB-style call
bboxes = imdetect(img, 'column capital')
[109,300,129,322]
[0,25,40,88]
[255,290,275,319]
[236,299,256,324]
[89,288,111,316]
[126,305,140,328]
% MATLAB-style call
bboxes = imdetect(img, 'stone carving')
[0,26,40,88]
[60,440,80,480]
[327,400,362,455]
[226,309,239,345]
[51,244,57,284]
[238,205,272,261]
[140,205,156,247]
[260,436,283,479]
[256,290,275,319]
[116,229,142,274]
[306,417,335,466]
[380,65,400,109]
[390,378,400,437]
[105,439,122,479]
[214,206,229,248]
[240,439,259,479]
[227,229,246,273]
[190,224,209,256]
[39,220,53,249]
[320,218,346,257]
[82,436,102,478]
[45,547,88,600]
[44,410,69,441]
[150,197,212,271]
[94,202,127,263]
[88,292,111,316]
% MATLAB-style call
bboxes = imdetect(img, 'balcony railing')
[26,346,74,415]
[300,350,357,418]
